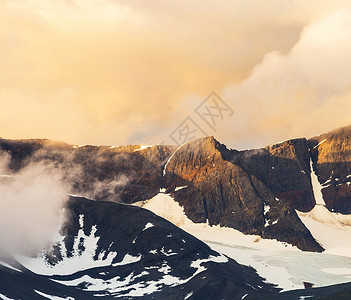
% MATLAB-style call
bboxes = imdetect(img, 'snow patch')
[134,192,191,227]
[54,257,221,298]
[160,247,178,257]
[163,143,186,176]
[34,290,73,300]
[17,214,117,276]
[175,186,188,191]
[0,261,22,273]
[52,273,136,292]
[158,263,171,275]
[297,208,351,257]
[309,158,325,205]
[303,205,341,227]
[190,254,228,278]
[134,145,152,152]
[0,294,15,300]
[313,139,327,150]
[264,204,271,226]
[143,223,154,231]
[112,254,142,267]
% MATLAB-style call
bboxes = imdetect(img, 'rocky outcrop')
[308,125,351,213]
[164,137,323,252]
[232,138,315,212]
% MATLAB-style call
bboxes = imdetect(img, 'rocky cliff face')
[2,126,351,252]
[163,137,322,252]
[308,125,351,213]
[232,138,315,212]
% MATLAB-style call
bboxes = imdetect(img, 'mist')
[0,153,68,255]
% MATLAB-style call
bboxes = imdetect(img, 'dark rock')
[232,138,315,212]
[303,282,314,289]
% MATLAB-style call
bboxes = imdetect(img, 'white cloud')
[219,9,351,149]
[0,154,68,255]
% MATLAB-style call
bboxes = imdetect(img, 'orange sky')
[1,0,351,149]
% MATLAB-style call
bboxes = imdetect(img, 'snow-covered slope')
[135,191,351,291]
[297,205,351,257]
[134,190,192,227]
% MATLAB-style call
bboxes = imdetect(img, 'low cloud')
[0,153,68,255]
[217,9,351,149]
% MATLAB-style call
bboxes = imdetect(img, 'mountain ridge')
[1,125,351,252]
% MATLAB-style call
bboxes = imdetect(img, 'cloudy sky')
[1,0,351,149]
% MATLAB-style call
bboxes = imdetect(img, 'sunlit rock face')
[309,125,351,214]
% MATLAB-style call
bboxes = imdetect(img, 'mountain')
[0,134,334,252]
[1,125,351,298]
[0,196,277,300]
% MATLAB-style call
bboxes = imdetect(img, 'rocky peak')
[162,137,323,252]
[163,137,230,186]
